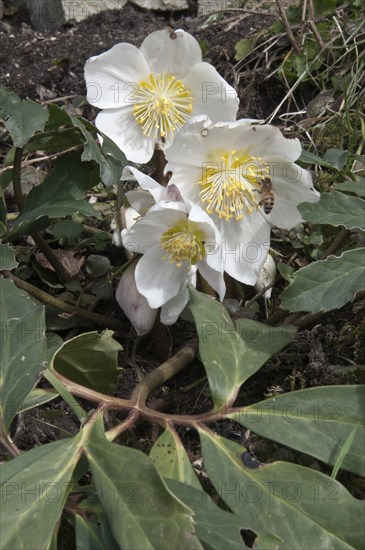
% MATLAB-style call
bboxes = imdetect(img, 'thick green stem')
[130,340,198,407]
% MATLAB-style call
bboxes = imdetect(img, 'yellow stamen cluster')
[197,149,270,221]
[133,73,193,139]
[160,220,205,268]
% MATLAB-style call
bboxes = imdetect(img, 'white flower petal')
[135,246,187,308]
[187,201,218,243]
[184,62,239,122]
[125,190,155,215]
[233,123,302,162]
[160,287,189,325]
[165,117,216,168]
[216,212,271,285]
[263,159,319,229]
[84,43,149,109]
[95,108,155,163]
[166,166,204,206]
[124,206,141,230]
[122,219,162,255]
[122,166,166,204]
[140,29,202,79]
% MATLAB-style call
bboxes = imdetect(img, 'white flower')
[84,29,238,163]
[121,200,225,325]
[121,165,181,214]
[116,263,157,336]
[165,117,320,285]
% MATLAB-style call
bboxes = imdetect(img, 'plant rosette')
[84,29,238,163]
[121,200,226,325]
[165,116,320,284]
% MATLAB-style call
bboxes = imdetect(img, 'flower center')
[133,73,193,139]
[160,220,205,268]
[197,149,270,221]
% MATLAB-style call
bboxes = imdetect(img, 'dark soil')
[0,1,277,118]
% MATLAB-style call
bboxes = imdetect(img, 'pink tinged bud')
[116,263,157,336]
[254,254,276,299]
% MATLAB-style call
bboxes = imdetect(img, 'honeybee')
[258,177,275,214]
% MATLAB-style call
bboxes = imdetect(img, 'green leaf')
[188,288,296,406]
[254,532,284,549]
[334,178,365,197]
[150,427,201,490]
[63,114,126,187]
[44,369,87,423]
[323,148,349,169]
[85,417,202,550]
[0,434,85,549]
[199,430,364,550]
[229,385,365,476]
[0,85,48,147]
[25,128,84,154]
[18,387,58,413]
[0,279,47,432]
[5,153,100,239]
[235,39,254,61]
[298,191,365,230]
[0,243,18,270]
[52,330,121,394]
[166,480,249,550]
[85,254,111,277]
[280,248,365,313]
[298,149,334,168]
[75,515,105,550]
[0,188,6,231]
[331,428,357,479]
[277,263,294,282]
[51,220,83,239]
[313,0,336,15]
[69,115,103,164]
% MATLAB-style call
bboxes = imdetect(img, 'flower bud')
[116,263,157,336]
[254,254,276,298]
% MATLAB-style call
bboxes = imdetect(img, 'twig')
[0,431,21,457]
[31,233,73,283]
[275,0,301,53]
[41,94,77,105]
[323,227,351,258]
[0,146,82,178]
[12,147,25,210]
[1,271,125,331]
[21,146,81,166]
[307,0,325,50]
[82,224,112,239]
[308,20,325,50]
[198,8,276,18]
